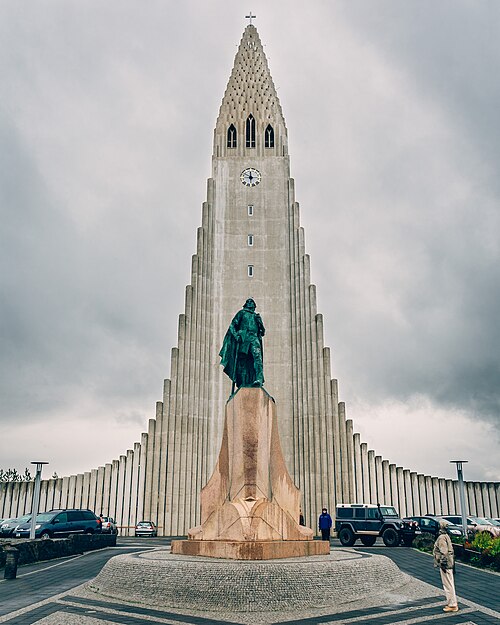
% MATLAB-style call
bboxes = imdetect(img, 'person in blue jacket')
[318,508,333,541]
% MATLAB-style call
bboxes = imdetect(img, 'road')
[0,536,173,617]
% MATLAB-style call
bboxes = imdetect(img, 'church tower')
[141,24,355,534]
[4,23,497,535]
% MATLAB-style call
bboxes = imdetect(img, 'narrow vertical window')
[246,114,255,148]
[248,234,254,247]
[247,205,254,216]
[247,265,254,277]
[264,124,274,148]
[227,124,237,148]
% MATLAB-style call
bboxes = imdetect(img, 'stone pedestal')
[172,387,328,559]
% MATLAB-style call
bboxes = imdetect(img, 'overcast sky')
[1,1,499,484]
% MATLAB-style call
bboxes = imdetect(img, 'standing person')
[433,520,459,613]
[318,508,332,541]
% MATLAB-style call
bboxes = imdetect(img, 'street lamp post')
[450,460,468,539]
[29,462,49,540]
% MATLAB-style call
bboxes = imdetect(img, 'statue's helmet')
[244,298,256,309]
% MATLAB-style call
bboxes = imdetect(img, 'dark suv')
[15,509,101,539]
[405,515,464,539]
[335,503,419,547]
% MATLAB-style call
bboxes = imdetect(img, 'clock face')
[240,167,261,187]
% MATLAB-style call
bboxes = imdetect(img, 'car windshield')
[471,517,489,525]
[17,515,31,523]
[486,518,500,526]
[379,506,398,517]
[137,522,152,527]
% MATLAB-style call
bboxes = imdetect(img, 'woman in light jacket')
[433,520,459,612]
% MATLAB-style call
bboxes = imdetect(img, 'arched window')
[265,124,274,148]
[246,115,255,148]
[227,124,237,148]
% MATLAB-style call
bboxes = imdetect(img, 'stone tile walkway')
[0,541,498,625]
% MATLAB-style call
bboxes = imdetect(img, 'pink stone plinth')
[187,388,313,545]
[171,539,330,560]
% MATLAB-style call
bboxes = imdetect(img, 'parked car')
[15,509,101,539]
[100,516,118,535]
[134,521,157,537]
[335,503,420,547]
[405,515,464,539]
[1,514,32,537]
[433,514,500,538]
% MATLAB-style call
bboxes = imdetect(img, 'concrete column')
[178,286,193,536]
[88,469,98,514]
[338,403,350,503]
[45,479,56,512]
[353,433,362,503]
[128,442,142,535]
[410,472,419,515]
[150,401,164,531]
[375,456,384,505]
[115,455,127,533]
[143,418,156,522]
[102,463,112,516]
[82,472,91,509]
[360,443,369,502]
[481,483,491,517]
[453,481,461,516]
[67,475,76,508]
[438,478,448,515]
[12,482,22,517]
[396,467,405,517]
[74,474,83,509]
[368,450,377,504]
[95,467,105,517]
[446,480,455,515]
[403,470,412,517]
[322,348,336,508]
[418,474,427,514]
[382,460,391,505]
[345,419,355,502]
[3,483,13,518]
[331,380,342,505]
[40,480,49,513]
[474,483,484,516]
[18,482,29,515]
[164,347,180,535]
[389,464,398,507]
[136,433,148,526]
[488,483,498,517]
[121,450,134,536]
[466,482,476,515]
[60,476,70,509]
[108,460,120,519]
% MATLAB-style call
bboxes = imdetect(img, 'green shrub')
[471,531,493,551]
[488,537,500,557]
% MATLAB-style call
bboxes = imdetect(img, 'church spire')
[214,25,287,158]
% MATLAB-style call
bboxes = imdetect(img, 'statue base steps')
[171,539,329,560]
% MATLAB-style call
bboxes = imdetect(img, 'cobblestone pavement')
[0,539,498,625]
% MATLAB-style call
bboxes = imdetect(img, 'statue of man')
[219,298,265,391]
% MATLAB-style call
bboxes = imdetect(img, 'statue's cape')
[219,327,238,381]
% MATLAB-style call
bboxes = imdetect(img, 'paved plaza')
[0,539,498,625]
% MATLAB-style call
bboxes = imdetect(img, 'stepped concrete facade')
[2,25,498,533]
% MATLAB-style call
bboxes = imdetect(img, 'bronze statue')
[219,298,265,392]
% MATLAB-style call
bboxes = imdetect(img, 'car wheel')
[40,531,51,540]
[382,527,400,547]
[338,527,356,546]
[360,535,377,546]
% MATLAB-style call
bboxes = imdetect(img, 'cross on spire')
[245,12,256,25]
